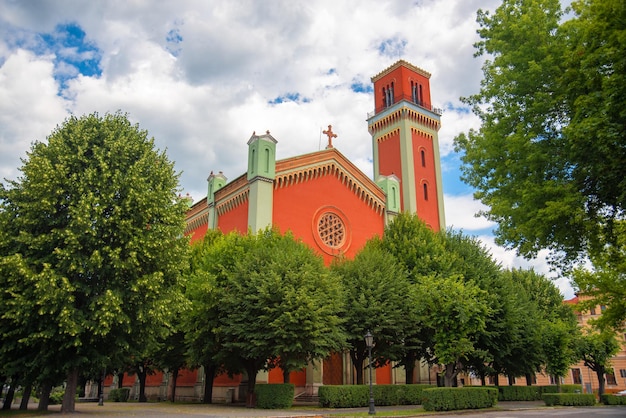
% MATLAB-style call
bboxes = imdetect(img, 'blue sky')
[0,0,573,297]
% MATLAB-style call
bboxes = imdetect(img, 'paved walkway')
[14,400,548,417]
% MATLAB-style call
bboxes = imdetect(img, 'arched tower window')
[420,149,426,167]
[423,183,428,201]
[382,87,387,107]
[264,148,270,173]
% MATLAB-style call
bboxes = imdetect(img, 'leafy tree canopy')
[0,112,189,411]
[455,0,626,327]
[331,238,414,384]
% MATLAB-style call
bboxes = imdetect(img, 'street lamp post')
[364,331,375,415]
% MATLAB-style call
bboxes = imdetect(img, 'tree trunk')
[493,374,500,386]
[351,351,365,385]
[480,376,486,386]
[203,364,217,404]
[38,381,52,411]
[508,375,515,386]
[525,373,533,386]
[443,363,457,387]
[282,369,290,383]
[61,367,79,413]
[19,383,32,410]
[169,368,179,402]
[137,368,147,402]
[117,371,124,389]
[97,376,103,402]
[596,369,606,397]
[404,353,416,384]
[245,363,258,408]
[2,381,16,410]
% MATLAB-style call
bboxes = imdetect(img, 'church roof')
[210,146,386,214]
[371,59,431,82]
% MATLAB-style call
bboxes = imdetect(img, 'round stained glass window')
[317,212,346,248]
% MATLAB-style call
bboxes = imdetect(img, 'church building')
[107,60,445,402]
[178,59,445,401]
[185,59,444,255]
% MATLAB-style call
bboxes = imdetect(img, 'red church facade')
[109,60,446,401]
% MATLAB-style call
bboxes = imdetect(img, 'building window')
[421,149,426,167]
[601,305,606,312]
[318,213,345,248]
[571,368,582,384]
[423,183,428,201]
[550,376,563,385]
[619,369,626,378]
[590,306,596,315]
[606,372,617,385]
[312,206,352,256]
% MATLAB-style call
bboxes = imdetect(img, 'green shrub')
[498,386,542,401]
[601,394,626,405]
[49,387,65,405]
[255,384,294,409]
[109,388,130,402]
[560,384,583,393]
[542,393,595,406]
[396,384,436,405]
[422,387,498,411]
[318,385,368,408]
[371,385,399,406]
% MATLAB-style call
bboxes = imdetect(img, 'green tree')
[455,0,626,325]
[380,212,447,383]
[0,112,189,412]
[416,274,491,387]
[514,268,580,387]
[541,319,579,391]
[183,229,228,404]
[332,238,414,385]
[576,330,620,397]
[496,269,546,385]
[212,228,344,406]
[572,220,626,331]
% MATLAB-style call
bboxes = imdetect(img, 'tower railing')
[367,95,443,119]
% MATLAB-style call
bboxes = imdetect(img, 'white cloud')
[0,49,69,179]
[0,0,575,299]
[444,193,494,232]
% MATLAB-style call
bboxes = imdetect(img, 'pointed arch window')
[423,183,428,201]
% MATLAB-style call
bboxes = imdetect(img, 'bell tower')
[367,60,445,230]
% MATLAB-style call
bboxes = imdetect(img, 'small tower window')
[390,82,395,105]
[419,84,424,106]
[382,87,387,107]
[423,183,428,201]
[421,150,426,167]
[264,148,270,173]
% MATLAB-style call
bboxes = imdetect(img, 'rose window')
[317,212,345,248]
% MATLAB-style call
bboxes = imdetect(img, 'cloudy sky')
[0,0,573,297]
